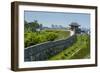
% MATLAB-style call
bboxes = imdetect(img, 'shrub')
[24,32,37,47]
[46,32,58,41]
[33,35,47,44]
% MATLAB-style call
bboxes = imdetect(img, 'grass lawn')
[49,34,90,60]
[42,29,70,40]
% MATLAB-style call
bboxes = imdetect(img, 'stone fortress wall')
[24,35,76,61]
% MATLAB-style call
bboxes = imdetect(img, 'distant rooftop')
[69,22,80,27]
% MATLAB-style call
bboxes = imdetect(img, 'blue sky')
[24,11,90,29]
